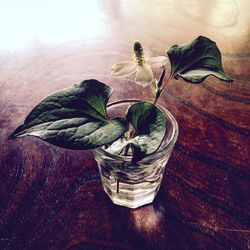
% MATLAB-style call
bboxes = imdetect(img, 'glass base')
[100,176,161,209]
[96,155,169,209]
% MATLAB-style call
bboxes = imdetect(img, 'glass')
[92,100,178,209]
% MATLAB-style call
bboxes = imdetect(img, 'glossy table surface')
[0,0,250,249]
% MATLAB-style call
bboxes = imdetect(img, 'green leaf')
[167,36,233,83]
[9,79,127,149]
[126,102,166,163]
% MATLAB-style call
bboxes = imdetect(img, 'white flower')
[111,41,168,87]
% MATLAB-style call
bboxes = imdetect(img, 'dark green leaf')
[9,79,127,149]
[167,36,233,83]
[126,102,166,163]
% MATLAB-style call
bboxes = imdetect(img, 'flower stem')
[161,74,173,91]
[153,74,173,105]
[153,91,160,105]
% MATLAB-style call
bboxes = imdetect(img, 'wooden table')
[0,1,249,249]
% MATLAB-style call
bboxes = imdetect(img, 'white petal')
[146,56,168,68]
[111,61,137,76]
[135,64,154,87]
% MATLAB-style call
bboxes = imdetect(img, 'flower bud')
[133,41,144,66]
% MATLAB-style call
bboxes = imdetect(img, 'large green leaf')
[167,36,233,83]
[9,79,127,149]
[106,102,166,163]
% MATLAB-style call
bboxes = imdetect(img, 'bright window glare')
[0,0,104,49]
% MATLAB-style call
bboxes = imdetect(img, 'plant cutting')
[9,36,232,208]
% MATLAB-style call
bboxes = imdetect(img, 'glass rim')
[94,99,179,162]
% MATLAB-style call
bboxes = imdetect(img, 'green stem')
[161,74,173,91]
[153,91,160,105]
[153,74,173,105]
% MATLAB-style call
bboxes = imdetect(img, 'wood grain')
[0,0,249,249]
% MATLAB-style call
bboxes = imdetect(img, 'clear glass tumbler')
[92,100,178,209]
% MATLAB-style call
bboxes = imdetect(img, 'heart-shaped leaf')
[126,102,166,163]
[167,36,233,83]
[9,79,127,149]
